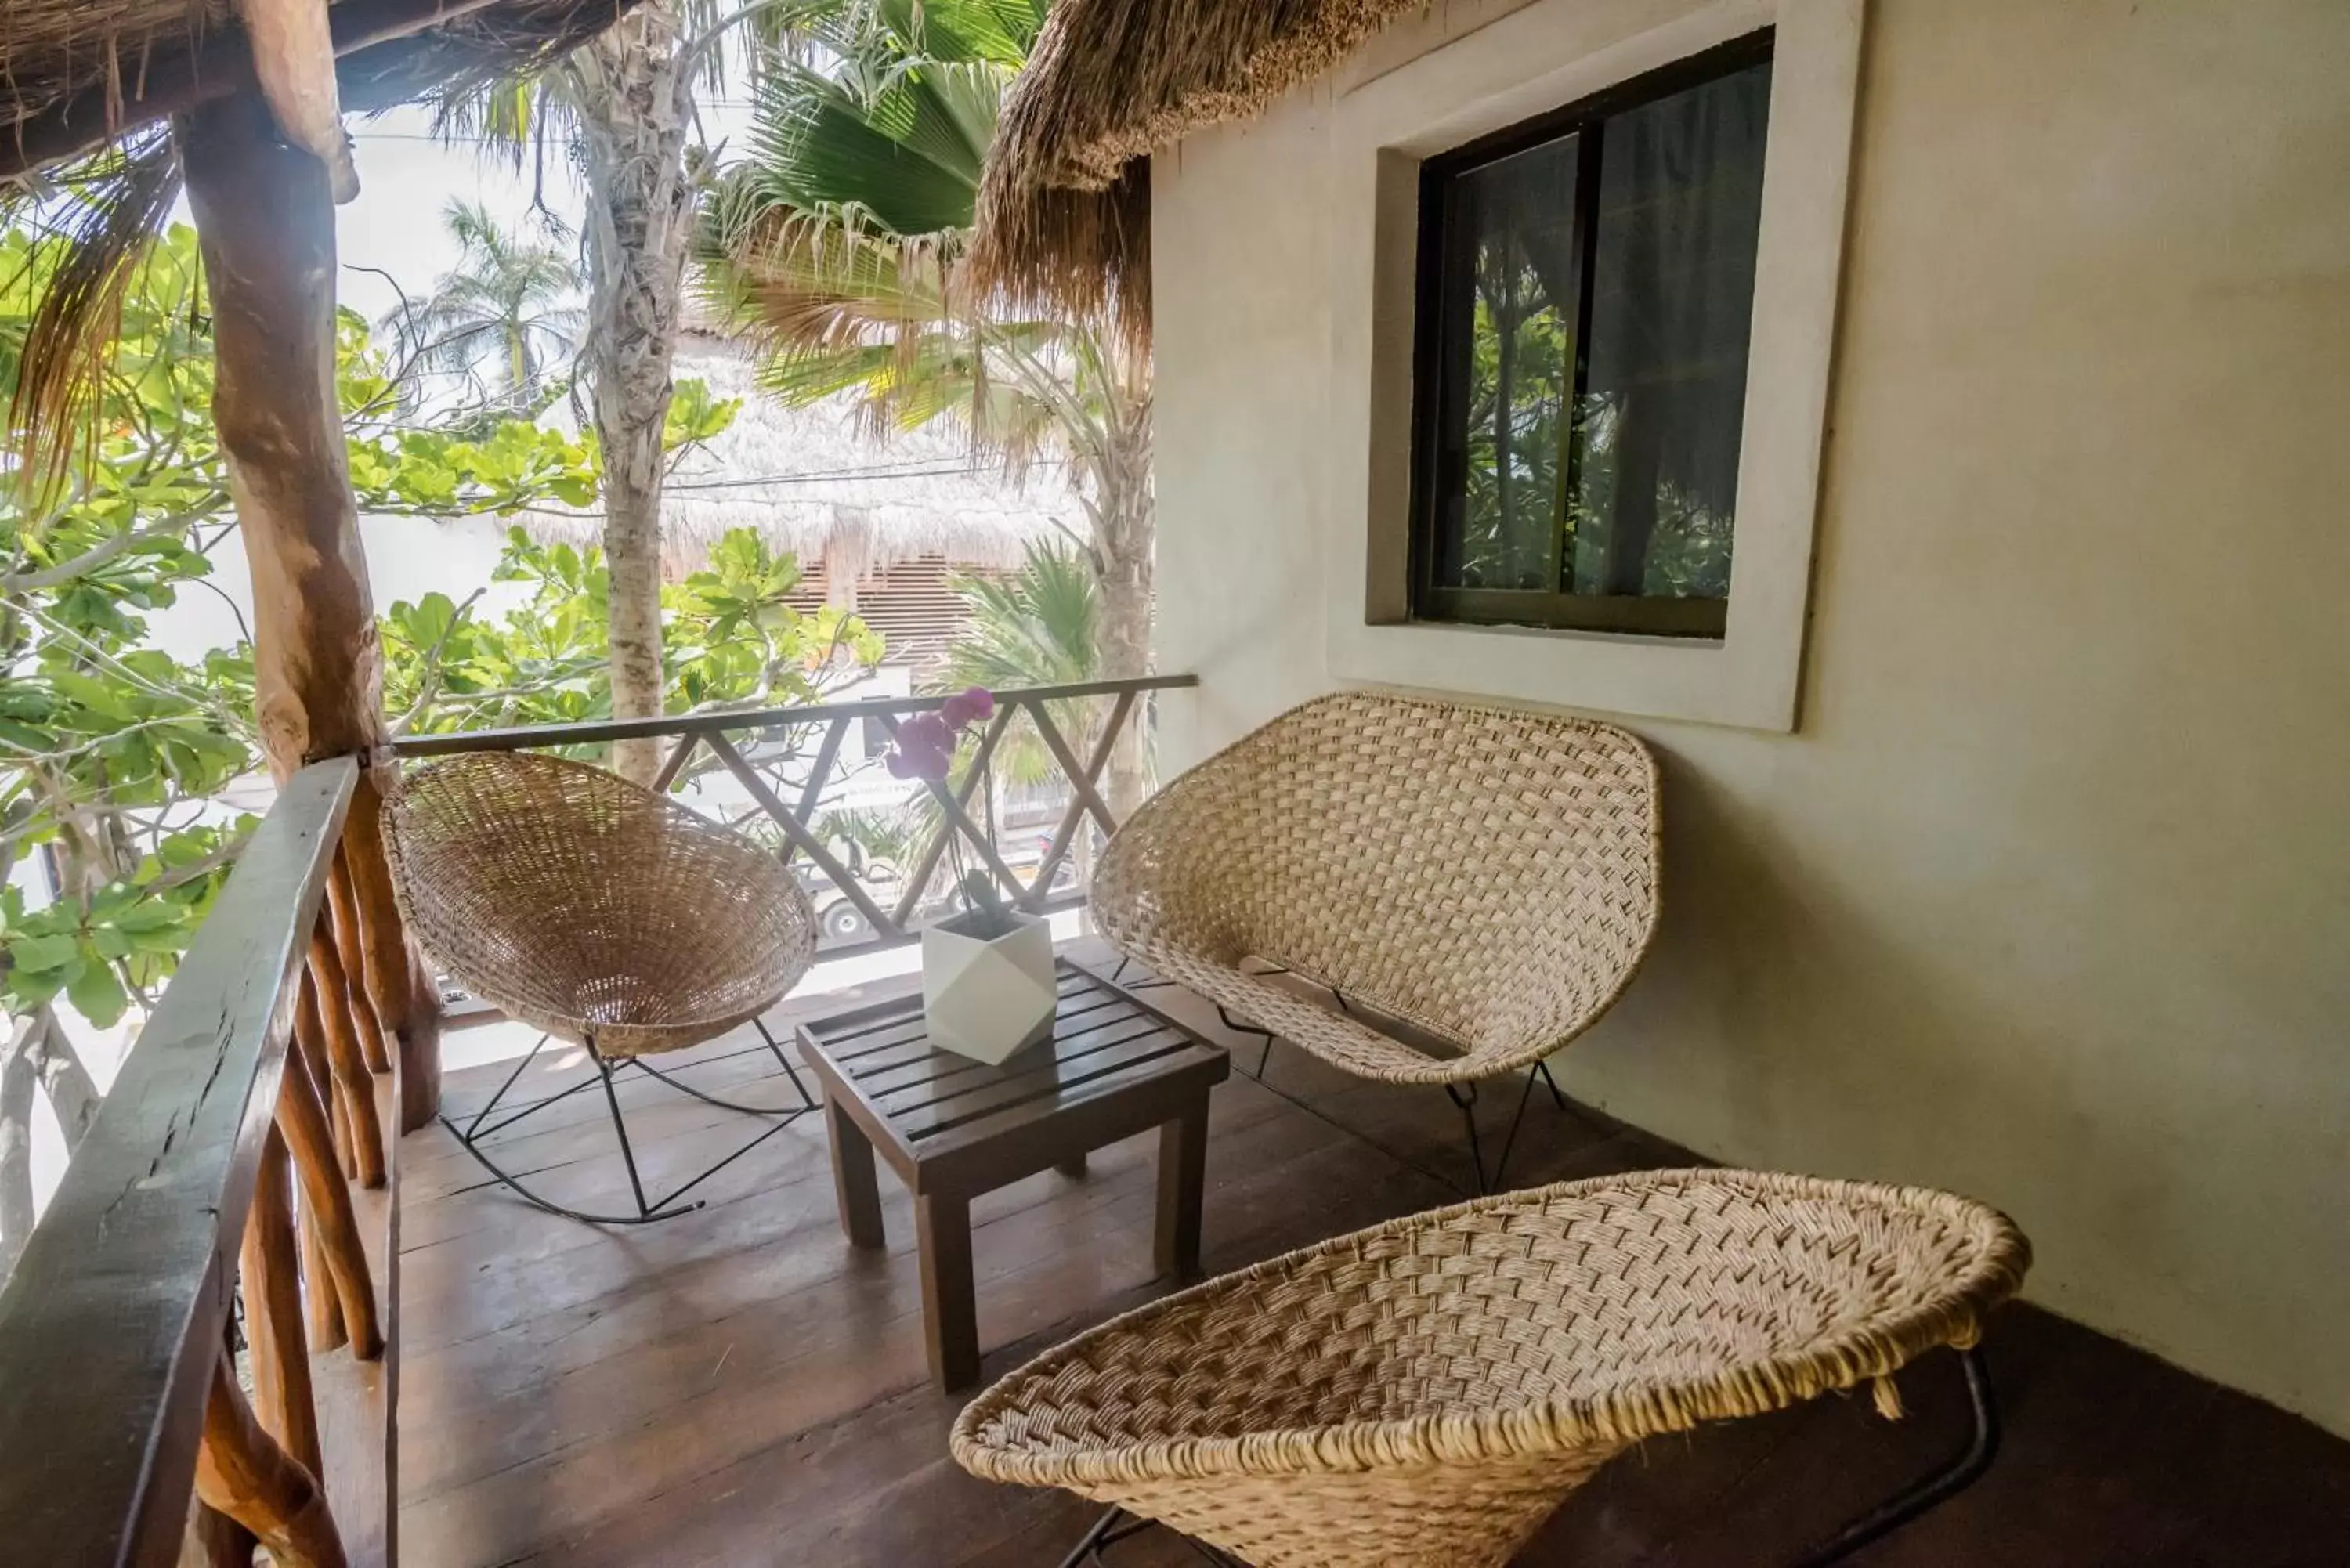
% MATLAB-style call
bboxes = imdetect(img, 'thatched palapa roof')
[522,336,1076,579]
[0,0,642,180]
[970,0,1427,330]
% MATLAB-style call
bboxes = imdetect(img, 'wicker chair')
[384,751,821,1224]
[953,1168,2031,1568]
[1091,690,1660,1190]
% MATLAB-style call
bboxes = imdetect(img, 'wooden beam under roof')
[237,0,362,202]
[0,0,510,180]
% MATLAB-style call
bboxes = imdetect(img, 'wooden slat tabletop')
[797,960,1226,1173]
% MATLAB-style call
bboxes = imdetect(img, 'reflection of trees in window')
[1457,269,1571,589]
[1564,396,1734,599]
[1412,34,1771,637]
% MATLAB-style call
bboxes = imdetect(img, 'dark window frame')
[1405,28,1774,640]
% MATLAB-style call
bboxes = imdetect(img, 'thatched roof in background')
[521,335,1077,579]
[0,0,641,180]
[969,0,1426,329]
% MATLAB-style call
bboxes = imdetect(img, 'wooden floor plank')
[400,948,2350,1567]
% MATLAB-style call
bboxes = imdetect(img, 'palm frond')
[5,129,183,504]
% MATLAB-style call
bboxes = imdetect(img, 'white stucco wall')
[1151,0,2350,1433]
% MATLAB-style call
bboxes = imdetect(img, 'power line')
[663,457,1069,492]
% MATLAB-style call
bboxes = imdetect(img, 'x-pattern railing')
[394,675,1194,959]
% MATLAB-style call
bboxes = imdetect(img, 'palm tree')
[700,0,1157,814]
[935,539,1130,891]
[428,4,804,782]
[937,540,1097,786]
[392,200,584,410]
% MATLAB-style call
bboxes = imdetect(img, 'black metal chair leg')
[625,1021,819,1118]
[1445,1082,1490,1194]
[754,1016,818,1111]
[1788,1346,1999,1567]
[1483,1068,1540,1194]
[591,1042,671,1221]
[1056,1507,1244,1568]
[1212,1003,1278,1081]
[436,1106,699,1227]
[1057,1506,1137,1568]
[464,1031,552,1138]
[442,1024,812,1226]
[1535,1057,1567,1111]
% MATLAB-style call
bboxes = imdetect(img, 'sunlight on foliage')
[0,220,820,1036]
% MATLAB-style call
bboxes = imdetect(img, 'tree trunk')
[30,1012,99,1151]
[180,92,381,784]
[179,90,440,1118]
[1090,390,1155,820]
[573,3,692,785]
[0,1009,45,1283]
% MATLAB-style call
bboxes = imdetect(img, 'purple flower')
[884,691,994,783]
[885,710,957,781]
[900,711,955,752]
[886,740,951,781]
[938,685,996,730]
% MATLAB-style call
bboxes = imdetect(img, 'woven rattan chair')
[384,751,820,1223]
[954,1168,2031,1568]
[1092,690,1659,1190]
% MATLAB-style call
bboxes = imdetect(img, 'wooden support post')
[399,932,443,1134]
[240,1124,322,1476]
[306,948,385,1189]
[298,980,356,1181]
[341,779,439,1128]
[275,1035,383,1362]
[233,0,360,202]
[186,1499,258,1567]
[325,859,390,1076]
[298,1189,349,1353]
[178,87,440,1132]
[195,1348,349,1568]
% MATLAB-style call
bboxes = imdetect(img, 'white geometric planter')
[921,909,1057,1066]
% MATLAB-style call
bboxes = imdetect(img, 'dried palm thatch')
[0,0,642,176]
[1,0,644,491]
[515,336,1076,576]
[969,0,1430,328]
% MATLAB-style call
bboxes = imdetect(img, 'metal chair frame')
[439,1017,816,1225]
[1108,956,1569,1195]
[1059,1346,1998,1567]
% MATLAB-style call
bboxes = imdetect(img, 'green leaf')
[67,958,130,1028]
[9,933,81,973]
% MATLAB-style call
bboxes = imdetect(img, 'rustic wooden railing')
[392,674,1196,974]
[0,757,403,1567]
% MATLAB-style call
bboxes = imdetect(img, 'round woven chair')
[1092,690,1660,1191]
[953,1168,2031,1568]
[384,751,821,1223]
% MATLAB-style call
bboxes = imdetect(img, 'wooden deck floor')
[400,947,2350,1567]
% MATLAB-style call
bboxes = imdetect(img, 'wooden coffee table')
[797,957,1228,1391]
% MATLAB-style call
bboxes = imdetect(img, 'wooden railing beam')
[880,713,1032,905]
[1020,692,1134,912]
[704,734,900,938]
[304,950,385,1190]
[890,705,1016,928]
[780,717,851,869]
[649,732,702,793]
[388,674,1197,759]
[0,759,355,1568]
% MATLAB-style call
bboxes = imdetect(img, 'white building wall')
[1149,0,2350,1433]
